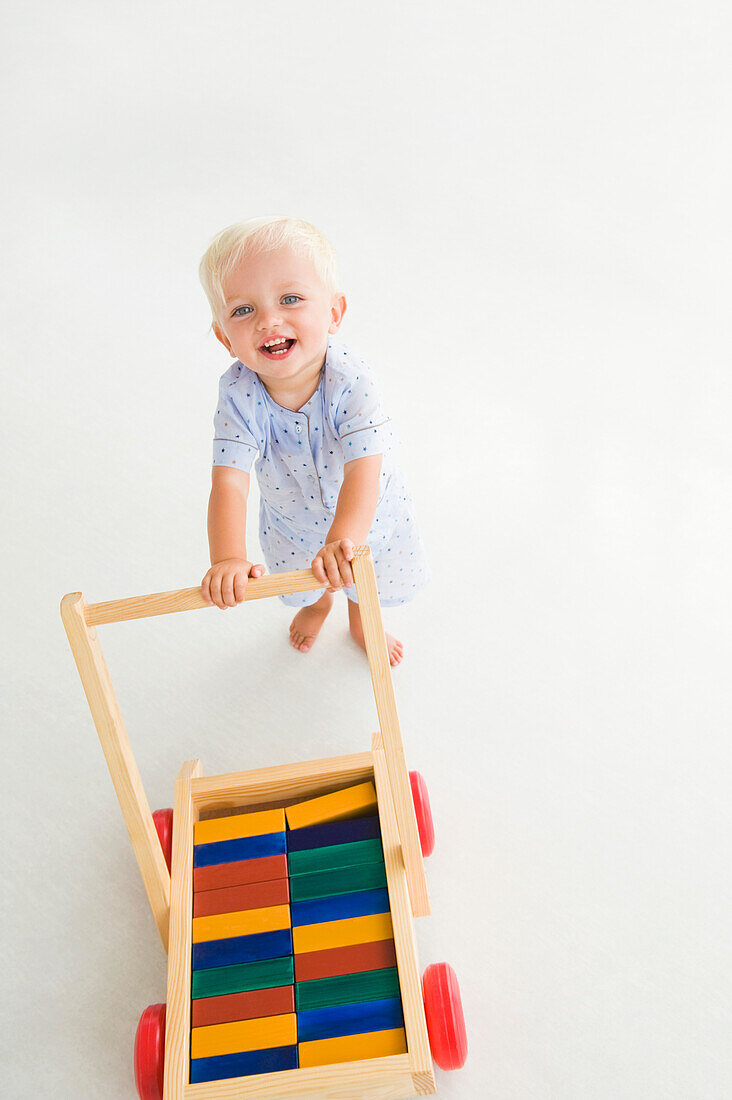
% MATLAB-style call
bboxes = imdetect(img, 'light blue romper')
[212,340,430,607]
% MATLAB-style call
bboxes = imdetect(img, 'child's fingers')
[250,563,265,578]
[220,572,237,607]
[323,552,343,590]
[233,571,249,603]
[201,572,213,604]
[339,538,355,560]
[312,556,327,585]
[337,551,355,588]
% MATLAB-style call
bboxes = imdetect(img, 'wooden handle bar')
[81,567,325,627]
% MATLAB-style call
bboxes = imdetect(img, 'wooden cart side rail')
[353,550,430,918]
[60,591,171,950]
[165,760,202,1100]
[372,736,436,1094]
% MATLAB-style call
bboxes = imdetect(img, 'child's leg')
[347,598,403,668]
[289,591,334,653]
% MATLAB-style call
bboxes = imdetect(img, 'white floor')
[3,3,731,1097]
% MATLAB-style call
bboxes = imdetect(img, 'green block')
[296,967,402,1012]
[290,859,387,903]
[191,954,294,1000]
[287,838,385,878]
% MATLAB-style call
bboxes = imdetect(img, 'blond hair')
[199,215,339,322]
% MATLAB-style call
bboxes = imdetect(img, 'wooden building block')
[191,1012,297,1059]
[193,853,287,893]
[296,996,404,1043]
[298,1027,407,1069]
[190,1044,298,1084]
[285,781,377,831]
[194,831,286,869]
[294,939,398,983]
[285,814,381,853]
[191,985,295,1028]
[296,966,401,1012]
[287,838,384,878]
[193,928,293,972]
[293,912,393,955]
[193,877,290,918]
[192,955,294,1000]
[289,860,387,904]
[292,888,390,929]
[193,808,285,846]
[192,904,291,944]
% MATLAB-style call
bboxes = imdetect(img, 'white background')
[2,2,731,1097]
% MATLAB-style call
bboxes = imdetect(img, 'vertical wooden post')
[60,592,171,950]
[352,549,430,917]
[164,759,202,1099]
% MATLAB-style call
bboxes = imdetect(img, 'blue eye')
[231,305,252,317]
[282,295,301,304]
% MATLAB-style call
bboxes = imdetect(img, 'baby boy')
[199,216,429,666]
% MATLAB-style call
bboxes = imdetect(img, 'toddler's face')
[213,246,345,385]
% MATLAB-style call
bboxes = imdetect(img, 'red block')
[191,985,295,1028]
[193,853,288,893]
[294,938,398,983]
[193,877,290,918]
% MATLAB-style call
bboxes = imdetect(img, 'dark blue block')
[193,928,293,971]
[292,888,391,928]
[194,831,287,868]
[297,996,404,1043]
[190,1044,298,1083]
[286,814,381,853]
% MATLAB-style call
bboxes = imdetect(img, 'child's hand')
[312,539,356,592]
[201,558,265,609]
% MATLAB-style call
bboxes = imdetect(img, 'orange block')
[194,808,285,846]
[192,904,290,944]
[285,782,378,831]
[191,1013,297,1059]
[292,912,393,955]
[299,1027,407,1068]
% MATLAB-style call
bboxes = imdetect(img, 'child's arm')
[202,466,265,608]
[312,454,382,592]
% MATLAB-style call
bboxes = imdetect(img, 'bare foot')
[289,591,333,653]
[347,599,403,667]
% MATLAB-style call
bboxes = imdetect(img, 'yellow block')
[299,1027,407,1068]
[191,1013,297,1059]
[192,904,291,944]
[293,911,393,955]
[193,807,285,845]
[285,781,378,831]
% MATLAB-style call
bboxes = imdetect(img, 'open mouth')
[259,337,296,360]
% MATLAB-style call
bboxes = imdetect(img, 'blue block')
[190,1044,298,1083]
[194,831,287,868]
[292,888,391,929]
[297,996,404,1043]
[286,814,381,853]
[193,928,293,971]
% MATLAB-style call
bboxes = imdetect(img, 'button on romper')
[212,340,430,608]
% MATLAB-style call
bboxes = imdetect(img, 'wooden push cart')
[61,546,466,1099]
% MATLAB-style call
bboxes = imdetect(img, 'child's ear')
[212,322,233,355]
[328,293,347,333]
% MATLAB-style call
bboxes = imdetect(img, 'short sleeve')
[212,375,260,473]
[335,367,399,460]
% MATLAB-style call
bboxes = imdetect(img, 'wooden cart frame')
[61,547,438,1098]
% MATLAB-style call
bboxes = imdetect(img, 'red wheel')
[409,771,435,857]
[134,1003,166,1100]
[422,963,467,1070]
[152,809,173,872]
